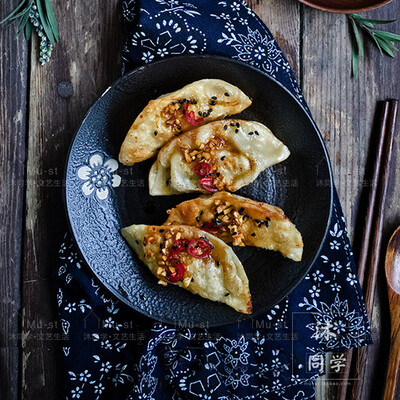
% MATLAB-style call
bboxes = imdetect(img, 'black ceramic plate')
[65,55,332,327]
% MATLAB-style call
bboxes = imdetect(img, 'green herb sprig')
[1,0,59,64]
[348,14,400,78]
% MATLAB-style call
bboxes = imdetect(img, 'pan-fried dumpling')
[165,192,303,261]
[149,120,290,196]
[119,79,252,166]
[121,224,252,314]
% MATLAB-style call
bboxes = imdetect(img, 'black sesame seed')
[236,122,240,128]
[203,112,207,117]
[255,130,259,135]
[166,180,170,186]
[172,245,178,250]
[248,131,254,136]
[224,125,228,130]
[154,130,158,136]
[255,219,260,223]
[225,293,230,296]
[266,217,271,221]
[160,243,163,248]
[179,278,184,282]
[210,243,214,249]
[192,99,197,104]
[211,96,217,100]
[224,92,230,97]
[177,126,182,130]
[159,229,164,233]
[232,232,237,236]
[265,221,269,228]
[210,100,215,106]
[216,261,220,266]
[230,122,235,126]
[196,217,200,222]
[191,278,194,282]
[208,108,213,114]
[199,111,203,116]
[200,210,204,215]
[135,240,139,244]
[239,207,244,214]
[251,233,256,237]
[235,129,238,133]
[179,99,184,104]
[216,172,220,177]
[221,156,226,161]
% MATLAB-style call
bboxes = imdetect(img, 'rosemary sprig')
[1,0,59,64]
[348,14,400,78]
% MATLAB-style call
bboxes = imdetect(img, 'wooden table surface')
[1,0,400,399]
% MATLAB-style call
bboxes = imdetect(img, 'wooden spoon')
[383,226,400,400]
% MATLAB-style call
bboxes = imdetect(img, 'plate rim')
[297,0,391,13]
[64,54,334,327]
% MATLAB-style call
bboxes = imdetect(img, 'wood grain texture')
[383,226,400,400]
[21,0,123,397]
[0,0,398,398]
[301,2,400,399]
[0,1,28,399]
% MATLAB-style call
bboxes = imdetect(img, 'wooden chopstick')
[336,100,398,400]
[351,99,399,400]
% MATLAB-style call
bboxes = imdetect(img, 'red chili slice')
[187,238,212,259]
[166,260,185,283]
[172,238,189,250]
[184,101,204,126]
[194,162,212,177]
[167,239,189,260]
[200,176,218,192]
[201,221,223,233]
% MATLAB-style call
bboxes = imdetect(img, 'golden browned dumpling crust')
[121,224,252,314]
[148,119,290,195]
[165,192,303,261]
[119,79,252,166]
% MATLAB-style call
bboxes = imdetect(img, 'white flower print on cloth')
[346,273,358,286]
[220,336,250,368]
[77,153,121,200]
[156,0,200,16]
[122,0,136,21]
[130,15,206,64]
[299,295,368,349]
[217,26,287,75]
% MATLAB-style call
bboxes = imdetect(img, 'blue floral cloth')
[57,1,372,399]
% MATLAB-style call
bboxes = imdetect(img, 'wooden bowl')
[298,0,392,14]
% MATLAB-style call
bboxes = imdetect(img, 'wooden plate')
[298,0,392,13]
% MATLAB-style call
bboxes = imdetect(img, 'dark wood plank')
[301,2,400,399]
[21,1,123,397]
[0,2,28,399]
